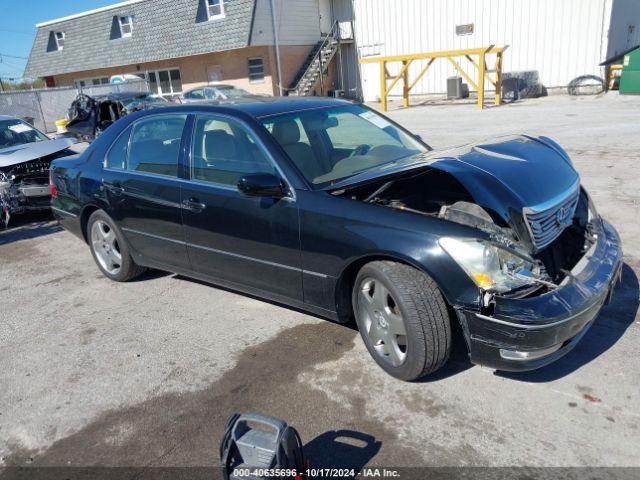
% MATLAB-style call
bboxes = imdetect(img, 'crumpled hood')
[427,135,580,252]
[329,134,579,217]
[430,135,579,211]
[328,134,580,249]
[0,137,77,168]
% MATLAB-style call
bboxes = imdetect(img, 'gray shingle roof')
[25,0,256,78]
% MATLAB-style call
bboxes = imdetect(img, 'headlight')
[439,237,541,293]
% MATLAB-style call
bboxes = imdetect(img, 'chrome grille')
[524,185,580,250]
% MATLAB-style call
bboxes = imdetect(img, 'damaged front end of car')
[454,191,622,371]
[0,140,77,228]
[331,135,623,371]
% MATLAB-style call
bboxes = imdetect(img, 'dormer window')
[206,0,225,20]
[54,31,65,51]
[119,15,133,37]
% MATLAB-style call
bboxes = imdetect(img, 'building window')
[207,0,225,20]
[75,77,110,89]
[147,68,183,97]
[119,16,133,37]
[248,58,265,84]
[54,32,65,51]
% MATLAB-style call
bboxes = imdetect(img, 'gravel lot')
[1,93,639,471]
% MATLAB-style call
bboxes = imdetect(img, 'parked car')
[49,98,622,381]
[0,115,77,228]
[66,92,169,141]
[179,85,259,103]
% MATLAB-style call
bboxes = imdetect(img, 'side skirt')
[133,254,340,322]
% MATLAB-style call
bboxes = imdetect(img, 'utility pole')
[269,0,283,96]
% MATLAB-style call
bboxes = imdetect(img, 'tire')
[87,210,146,282]
[352,261,451,381]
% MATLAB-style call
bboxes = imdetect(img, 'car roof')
[0,115,19,121]
[186,84,235,90]
[184,84,250,92]
[145,97,355,119]
[92,91,155,100]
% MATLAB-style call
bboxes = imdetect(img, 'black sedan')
[50,98,623,381]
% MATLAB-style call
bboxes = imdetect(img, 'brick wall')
[52,45,323,96]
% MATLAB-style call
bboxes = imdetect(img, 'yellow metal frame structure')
[360,45,507,111]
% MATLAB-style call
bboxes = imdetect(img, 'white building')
[329,0,640,101]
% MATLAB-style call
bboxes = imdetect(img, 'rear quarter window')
[105,128,131,170]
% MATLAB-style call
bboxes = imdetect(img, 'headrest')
[271,120,301,145]
[204,129,237,159]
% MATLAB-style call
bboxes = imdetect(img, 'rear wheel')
[87,210,146,282]
[353,261,451,381]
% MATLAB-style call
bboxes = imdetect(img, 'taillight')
[49,170,58,198]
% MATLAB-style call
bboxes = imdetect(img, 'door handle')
[103,181,124,194]
[182,198,206,212]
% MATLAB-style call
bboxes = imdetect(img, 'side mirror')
[237,173,287,198]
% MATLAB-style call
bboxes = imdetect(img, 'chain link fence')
[0,80,149,133]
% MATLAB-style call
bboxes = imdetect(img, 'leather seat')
[196,129,273,184]
[129,138,168,173]
[203,129,237,162]
[271,120,323,180]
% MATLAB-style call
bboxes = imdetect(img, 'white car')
[0,116,77,227]
[179,85,259,103]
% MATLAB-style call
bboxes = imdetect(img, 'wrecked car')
[0,115,77,228]
[66,92,169,141]
[49,99,623,381]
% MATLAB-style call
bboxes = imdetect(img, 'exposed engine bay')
[0,116,77,228]
[0,148,75,228]
[333,168,596,299]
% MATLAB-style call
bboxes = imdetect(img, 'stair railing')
[288,21,340,96]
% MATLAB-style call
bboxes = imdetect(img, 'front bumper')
[0,184,51,215]
[456,219,623,372]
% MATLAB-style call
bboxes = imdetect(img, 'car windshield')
[0,119,49,150]
[261,104,428,187]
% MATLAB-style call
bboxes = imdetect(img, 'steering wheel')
[349,144,371,157]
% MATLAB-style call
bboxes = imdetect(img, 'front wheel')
[353,261,451,381]
[87,210,146,282]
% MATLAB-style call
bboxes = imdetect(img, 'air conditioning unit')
[447,77,469,99]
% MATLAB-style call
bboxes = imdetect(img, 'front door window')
[191,115,277,186]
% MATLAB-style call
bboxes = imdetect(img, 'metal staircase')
[287,22,340,96]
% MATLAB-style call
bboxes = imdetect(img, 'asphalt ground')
[1,93,639,474]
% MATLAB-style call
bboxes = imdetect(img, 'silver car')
[179,84,258,103]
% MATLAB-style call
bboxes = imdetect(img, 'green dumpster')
[619,47,640,94]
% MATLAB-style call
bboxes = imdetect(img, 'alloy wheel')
[91,220,122,275]
[357,277,408,367]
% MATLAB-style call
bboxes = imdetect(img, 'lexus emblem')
[556,207,569,226]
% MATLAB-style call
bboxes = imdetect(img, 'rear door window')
[127,115,187,177]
